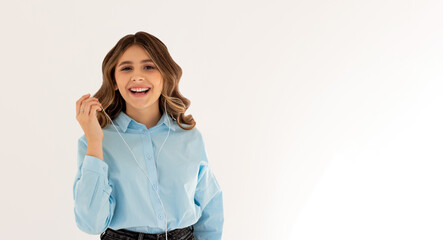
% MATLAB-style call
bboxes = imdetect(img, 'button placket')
[142,130,164,225]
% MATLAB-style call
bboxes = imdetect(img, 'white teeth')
[130,88,150,92]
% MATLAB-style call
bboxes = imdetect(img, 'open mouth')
[129,88,150,96]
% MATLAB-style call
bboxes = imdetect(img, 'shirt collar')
[113,111,176,133]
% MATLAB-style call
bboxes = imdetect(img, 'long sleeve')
[73,138,116,235]
[193,133,224,240]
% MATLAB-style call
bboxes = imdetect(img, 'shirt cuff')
[82,155,109,175]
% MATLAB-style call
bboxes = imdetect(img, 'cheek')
[153,77,163,90]
[114,74,122,86]
[114,74,129,89]
[153,86,162,96]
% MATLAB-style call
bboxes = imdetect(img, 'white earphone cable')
[99,97,170,240]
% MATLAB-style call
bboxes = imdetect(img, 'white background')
[0,1,442,239]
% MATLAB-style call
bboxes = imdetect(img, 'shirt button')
[158,214,163,220]
[147,153,151,159]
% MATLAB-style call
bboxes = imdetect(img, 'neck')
[125,102,162,129]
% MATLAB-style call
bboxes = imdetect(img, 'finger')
[83,98,99,106]
[86,101,102,116]
[82,100,93,116]
[79,98,100,115]
[77,95,98,115]
[76,93,90,115]
[83,99,98,116]
[90,103,102,116]
[89,101,102,112]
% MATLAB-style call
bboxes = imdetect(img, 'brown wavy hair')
[93,31,196,130]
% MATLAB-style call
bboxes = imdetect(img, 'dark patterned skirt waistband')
[101,225,194,240]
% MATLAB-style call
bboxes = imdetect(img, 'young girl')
[73,31,224,240]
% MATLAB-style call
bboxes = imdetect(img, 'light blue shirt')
[73,110,223,240]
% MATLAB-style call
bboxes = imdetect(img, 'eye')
[120,65,155,71]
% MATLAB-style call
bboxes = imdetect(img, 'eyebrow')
[117,59,153,67]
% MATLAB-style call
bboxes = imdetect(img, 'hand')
[76,93,104,142]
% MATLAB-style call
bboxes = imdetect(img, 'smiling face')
[114,44,163,116]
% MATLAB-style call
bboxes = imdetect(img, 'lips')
[129,88,150,93]
[128,85,151,89]
[129,88,150,97]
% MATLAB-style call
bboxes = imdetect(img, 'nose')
[131,75,144,81]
